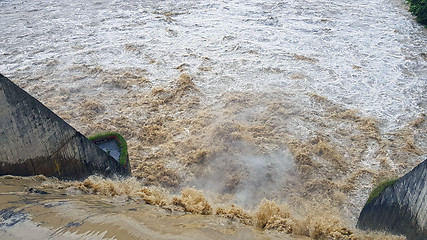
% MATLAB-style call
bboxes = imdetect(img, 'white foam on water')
[1,0,425,132]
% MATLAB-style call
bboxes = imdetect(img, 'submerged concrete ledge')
[357,159,427,240]
[89,132,131,170]
[0,74,131,179]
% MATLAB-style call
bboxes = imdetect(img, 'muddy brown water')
[1,0,426,239]
[0,175,301,240]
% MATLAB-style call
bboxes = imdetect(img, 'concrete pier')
[357,159,427,240]
[0,74,130,179]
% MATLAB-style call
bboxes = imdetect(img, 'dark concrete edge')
[356,160,427,239]
[0,74,131,179]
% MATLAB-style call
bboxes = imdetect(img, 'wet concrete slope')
[357,159,427,240]
[0,74,130,179]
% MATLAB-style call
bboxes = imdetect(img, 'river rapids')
[1,0,426,239]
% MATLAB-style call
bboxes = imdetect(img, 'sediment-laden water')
[1,0,426,239]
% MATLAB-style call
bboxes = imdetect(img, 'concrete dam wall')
[357,159,427,240]
[0,74,130,179]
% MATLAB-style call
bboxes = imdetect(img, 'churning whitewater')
[0,0,426,239]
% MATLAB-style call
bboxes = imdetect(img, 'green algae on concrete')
[365,179,398,205]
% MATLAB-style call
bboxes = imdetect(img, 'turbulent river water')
[1,0,426,239]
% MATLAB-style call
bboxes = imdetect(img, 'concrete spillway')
[0,74,130,179]
[357,159,427,240]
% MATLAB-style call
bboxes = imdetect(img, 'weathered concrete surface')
[357,159,427,240]
[0,74,131,179]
